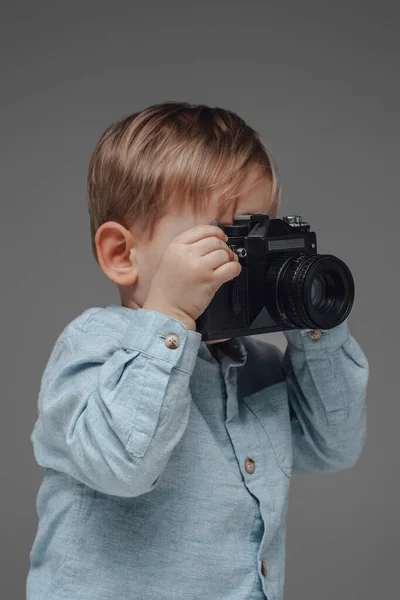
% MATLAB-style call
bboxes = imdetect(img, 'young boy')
[27,102,369,600]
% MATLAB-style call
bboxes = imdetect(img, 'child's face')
[99,168,275,344]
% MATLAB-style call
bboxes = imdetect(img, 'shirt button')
[244,458,255,474]
[164,333,180,349]
[307,329,321,341]
[261,560,268,577]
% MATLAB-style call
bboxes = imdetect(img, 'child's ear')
[95,221,139,286]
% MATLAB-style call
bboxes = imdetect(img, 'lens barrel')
[265,253,355,329]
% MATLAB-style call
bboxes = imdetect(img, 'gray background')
[1,1,399,598]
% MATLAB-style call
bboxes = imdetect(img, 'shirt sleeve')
[279,319,369,473]
[31,308,202,497]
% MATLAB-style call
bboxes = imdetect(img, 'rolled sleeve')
[280,319,368,472]
[32,308,203,497]
[121,308,202,373]
[283,320,350,352]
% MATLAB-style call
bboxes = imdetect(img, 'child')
[27,102,368,600]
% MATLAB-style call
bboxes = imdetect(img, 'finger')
[202,249,233,271]
[177,224,227,244]
[213,259,242,282]
[194,237,235,259]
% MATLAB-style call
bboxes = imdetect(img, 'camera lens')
[310,275,324,308]
[310,272,335,311]
[265,253,354,329]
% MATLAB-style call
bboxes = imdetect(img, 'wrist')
[142,300,196,331]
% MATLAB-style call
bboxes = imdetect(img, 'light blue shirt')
[27,304,368,600]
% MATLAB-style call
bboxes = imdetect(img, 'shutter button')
[165,333,180,349]
[244,458,255,474]
[307,330,321,341]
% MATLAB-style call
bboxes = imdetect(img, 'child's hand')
[143,224,241,330]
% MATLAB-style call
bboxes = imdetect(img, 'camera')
[195,214,355,341]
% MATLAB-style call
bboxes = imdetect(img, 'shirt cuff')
[120,308,202,373]
[283,319,350,352]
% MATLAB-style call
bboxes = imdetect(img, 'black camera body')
[195,214,354,341]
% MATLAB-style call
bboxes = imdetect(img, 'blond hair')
[87,101,281,262]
